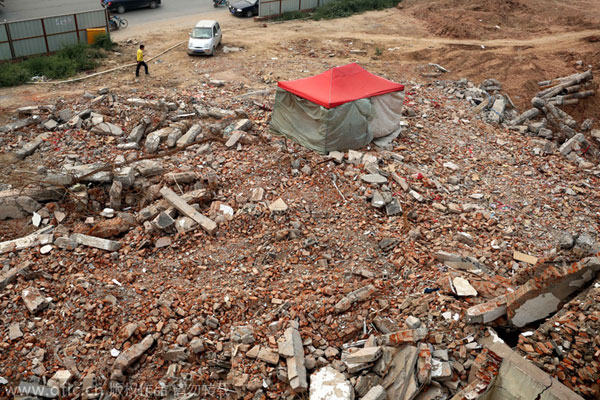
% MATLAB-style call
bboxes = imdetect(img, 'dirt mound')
[405,0,599,40]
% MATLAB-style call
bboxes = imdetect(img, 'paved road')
[0,0,227,27]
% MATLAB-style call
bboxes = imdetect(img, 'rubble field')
[0,0,599,399]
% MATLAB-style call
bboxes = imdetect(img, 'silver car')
[187,20,222,56]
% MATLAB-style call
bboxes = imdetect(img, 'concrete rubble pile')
[516,276,600,398]
[464,70,598,169]
[462,232,600,399]
[0,86,264,254]
[0,75,598,400]
[454,78,520,126]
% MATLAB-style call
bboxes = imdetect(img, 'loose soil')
[1,0,599,123]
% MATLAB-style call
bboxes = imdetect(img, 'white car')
[187,20,222,56]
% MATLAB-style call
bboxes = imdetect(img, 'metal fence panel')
[76,10,108,29]
[13,37,47,58]
[302,0,320,9]
[0,25,7,42]
[77,31,89,43]
[47,32,79,52]
[259,0,329,17]
[0,25,10,60]
[43,15,77,35]
[0,43,11,61]
[0,9,107,60]
[281,0,300,13]
[8,20,44,40]
[259,0,281,17]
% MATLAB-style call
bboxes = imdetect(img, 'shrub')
[0,63,30,87]
[42,56,77,79]
[272,0,400,22]
[0,42,103,87]
[313,0,399,20]
[92,33,115,51]
[275,10,309,21]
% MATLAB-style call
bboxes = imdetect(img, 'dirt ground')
[1,0,599,123]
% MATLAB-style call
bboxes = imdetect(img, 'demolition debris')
[0,58,598,400]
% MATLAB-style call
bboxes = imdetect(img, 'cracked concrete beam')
[506,256,600,327]
[478,334,584,400]
[466,295,508,324]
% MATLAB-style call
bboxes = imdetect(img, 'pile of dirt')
[405,0,599,40]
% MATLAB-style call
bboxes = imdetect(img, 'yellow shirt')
[137,49,144,62]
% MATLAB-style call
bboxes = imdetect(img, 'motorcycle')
[213,0,227,7]
[109,15,128,31]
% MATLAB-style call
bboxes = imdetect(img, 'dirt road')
[0,0,227,28]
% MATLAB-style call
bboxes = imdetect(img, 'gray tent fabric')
[270,87,404,154]
[270,88,373,154]
[368,91,405,138]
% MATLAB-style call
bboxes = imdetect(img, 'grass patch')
[92,33,116,51]
[0,40,110,87]
[273,0,399,21]
[276,10,309,21]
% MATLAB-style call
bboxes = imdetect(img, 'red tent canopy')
[277,63,404,109]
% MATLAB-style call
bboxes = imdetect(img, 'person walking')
[136,44,149,77]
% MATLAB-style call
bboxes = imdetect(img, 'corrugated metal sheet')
[0,24,8,42]
[0,44,12,60]
[302,0,320,9]
[13,38,47,58]
[77,30,90,43]
[8,20,44,40]
[0,25,11,60]
[259,0,331,17]
[43,15,77,35]
[259,0,282,17]
[76,10,108,29]
[47,32,79,52]
[0,9,107,60]
[281,0,300,13]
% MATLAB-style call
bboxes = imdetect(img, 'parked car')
[101,0,161,14]
[229,0,258,18]
[187,20,222,56]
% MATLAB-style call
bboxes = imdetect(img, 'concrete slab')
[381,345,418,399]
[479,334,584,400]
[309,366,354,400]
[507,257,600,327]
